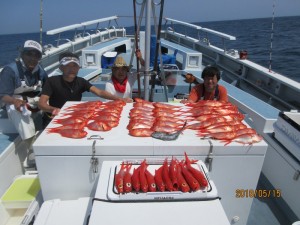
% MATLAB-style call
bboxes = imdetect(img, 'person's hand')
[13,98,26,112]
[135,49,145,66]
[52,108,61,116]
[180,99,193,104]
[135,49,142,59]
[122,98,133,103]
[185,73,195,83]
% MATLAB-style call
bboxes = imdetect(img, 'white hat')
[59,57,80,66]
[23,40,43,54]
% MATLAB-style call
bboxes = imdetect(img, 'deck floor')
[247,173,298,225]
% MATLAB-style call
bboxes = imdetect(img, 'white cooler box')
[33,198,92,225]
[273,111,300,160]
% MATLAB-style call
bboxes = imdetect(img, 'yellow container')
[1,176,40,209]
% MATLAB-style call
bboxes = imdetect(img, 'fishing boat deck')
[248,173,299,225]
[0,133,19,155]
[77,68,101,80]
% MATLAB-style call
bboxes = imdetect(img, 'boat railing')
[46,16,120,47]
[164,17,236,52]
[42,16,126,73]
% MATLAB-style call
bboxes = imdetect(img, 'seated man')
[182,66,228,103]
[0,40,47,167]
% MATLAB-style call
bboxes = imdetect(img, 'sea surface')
[0,16,299,82]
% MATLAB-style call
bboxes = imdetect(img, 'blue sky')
[1,0,299,35]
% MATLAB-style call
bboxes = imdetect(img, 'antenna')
[269,0,276,72]
[40,0,43,47]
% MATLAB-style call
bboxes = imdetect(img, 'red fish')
[66,101,102,109]
[61,111,94,119]
[185,100,229,107]
[123,164,133,193]
[162,159,173,191]
[154,166,165,192]
[65,105,96,111]
[223,133,263,146]
[47,122,87,131]
[133,103,155,110]
[114,163,126,194]
[184,152,208,188]
[46,128,87,139]
[169,157,179,190]
[128,128,153,137]
[86,121,112,131]
[92,114,119,122]
[131,166,141,192]
[145,168,156,192]
[235,128,257,136]
[177,163,190,193]
[153,121,182,128]
[153,102,182,110]
[127,122,153,130]
[134,98,153,104]
[180,163,200,191]
[200,131,237,140]
[52,116,87,125]
[139,160,148,192]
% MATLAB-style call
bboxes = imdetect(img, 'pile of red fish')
[46,100,125,138]
[127,98,188,137]
[183,101,262,145]
[114,152,208,194]
[128,98,262,145]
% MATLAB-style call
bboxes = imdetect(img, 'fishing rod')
[149,0,165,102]
[269,0,276,72]
[40,0,43,47]
[133,0,141,98]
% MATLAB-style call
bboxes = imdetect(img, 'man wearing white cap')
[0,40,48,168]
[38,52,132,127]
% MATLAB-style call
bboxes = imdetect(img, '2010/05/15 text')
[235,189,281,198]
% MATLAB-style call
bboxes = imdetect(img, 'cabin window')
[188,56,199,67]
[86,54,96,66]
[114,44,126,53]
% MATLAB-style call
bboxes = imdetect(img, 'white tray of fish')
[106,160,219,201]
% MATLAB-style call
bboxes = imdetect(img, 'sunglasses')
[24,51,42,59]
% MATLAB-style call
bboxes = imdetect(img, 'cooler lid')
[33,102,267,156]
[89,199,230,225]
[90,161,229,224]
[33,198,92,225]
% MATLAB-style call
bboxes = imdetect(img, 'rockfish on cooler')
[46,128,87,139]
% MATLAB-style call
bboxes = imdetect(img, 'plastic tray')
[106,160,218,201]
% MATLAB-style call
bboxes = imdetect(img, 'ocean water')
[0,16,299,82]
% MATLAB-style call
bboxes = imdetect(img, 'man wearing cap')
[105,56,139,98]
[38,52,132,127]
[0,40,47,167]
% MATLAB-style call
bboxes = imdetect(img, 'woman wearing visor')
[39,52,132,128]
[0,40,47,168]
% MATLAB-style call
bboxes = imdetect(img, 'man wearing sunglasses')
[0,40,48,168]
